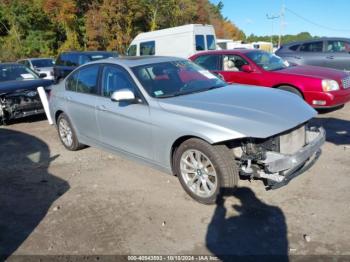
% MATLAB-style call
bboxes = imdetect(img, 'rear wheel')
[174,138,239,204]
[57,113,84,151]
[278,85,303,99]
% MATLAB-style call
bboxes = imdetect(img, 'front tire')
[174,138,239,204]
[57,113,84,151]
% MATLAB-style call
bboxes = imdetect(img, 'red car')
[189,49,350,108]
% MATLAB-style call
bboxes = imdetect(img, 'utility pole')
[266,14,280,50]
[278,4,286,48]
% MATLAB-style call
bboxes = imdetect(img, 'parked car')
[17,58,55,80]
[127,24,216,58]
[53,51,118,83]
[275,37,350,71]
[49,56,325,204]
[0,63,53,124]
[190,49,350,109]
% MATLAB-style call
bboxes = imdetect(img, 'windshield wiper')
[205,85,226,91]
[156,92,184,98]
[156,85,226,98]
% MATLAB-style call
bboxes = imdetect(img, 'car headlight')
[322,79,339,92]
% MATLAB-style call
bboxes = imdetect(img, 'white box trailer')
[126,24,216,58]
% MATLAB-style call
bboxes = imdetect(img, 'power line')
[266,14,280,47]
[285,7,350,32]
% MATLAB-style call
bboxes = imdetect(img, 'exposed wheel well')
[273,84,304,99]
[55,110,64,124]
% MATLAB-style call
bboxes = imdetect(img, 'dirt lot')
[1,104,350,260]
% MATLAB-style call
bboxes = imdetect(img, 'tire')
[174,138,239,205]
[277,85,303,99]
[57,113,84,151]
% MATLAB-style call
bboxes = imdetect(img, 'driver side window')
[222,55,248,72]
[101,65,135,97]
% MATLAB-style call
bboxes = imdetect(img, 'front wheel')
[174,138,239,204]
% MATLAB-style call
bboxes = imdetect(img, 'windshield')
[246,51,289,71]
[0,64,38,82]
[31,59,54,68]
[132,60,227,98]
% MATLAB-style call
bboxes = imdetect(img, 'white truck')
[127,24,216,58]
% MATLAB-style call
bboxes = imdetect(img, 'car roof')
[0,63,23,66]
[27,58,54,61]
[60,51,118,55]
[191,49,258,56]
[88,56,187,67]
[283,37,350,46]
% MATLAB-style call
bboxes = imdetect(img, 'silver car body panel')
[49,57,318,173]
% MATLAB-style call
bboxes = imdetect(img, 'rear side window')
[289,44,300,51]
[66,65,99,94]
[206,35,216,50]
[194,55,220,70]
[66,71,79,91]
[300,41,323,52]
[140,41,155,56]
[127,45,137,56]
[195,35,205,51]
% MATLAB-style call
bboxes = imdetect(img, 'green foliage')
[0,0,317,62]
[246,32,318,45]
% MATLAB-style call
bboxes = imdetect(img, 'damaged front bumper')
[260,127,326,189]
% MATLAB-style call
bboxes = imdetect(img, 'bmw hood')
[0,79,53,95]
[158,85,317,139]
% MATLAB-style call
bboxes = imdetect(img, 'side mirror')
[39,73,47,78]
[111,89,135,102]
[241,65,253,73]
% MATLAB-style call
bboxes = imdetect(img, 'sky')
[210,0,350,38]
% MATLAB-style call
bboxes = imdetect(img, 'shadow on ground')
[311,117,350,145]
[2,114,47,126]
[206,188,288,261]
[0,128,69,260]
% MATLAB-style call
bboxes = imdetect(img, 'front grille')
[342,76,350,89]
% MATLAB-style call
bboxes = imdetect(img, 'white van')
[127,24,216,58]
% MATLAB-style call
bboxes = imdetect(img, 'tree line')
[0,0,318,62]
[0,0,244,61]
[246,32,318,46]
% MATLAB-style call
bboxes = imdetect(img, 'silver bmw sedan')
[49,56,325,204]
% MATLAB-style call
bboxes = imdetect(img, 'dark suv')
[276,38,350,71]
[53,51,118,83]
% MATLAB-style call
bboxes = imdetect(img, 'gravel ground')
[0,104,350,260]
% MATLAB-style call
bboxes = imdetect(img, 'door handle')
[66,96,72,101]
[96,105,107,111]
[326,55,334,59]
[293,56,302,59]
